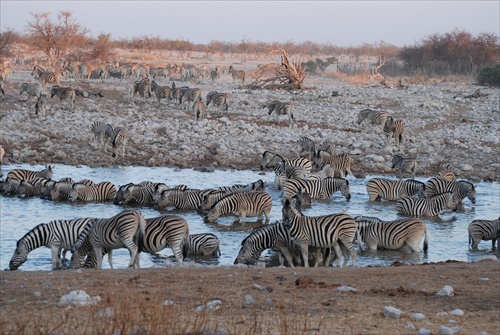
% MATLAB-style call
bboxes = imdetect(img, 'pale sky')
[1,1,499,47]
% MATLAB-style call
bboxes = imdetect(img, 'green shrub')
[477,64,500,86]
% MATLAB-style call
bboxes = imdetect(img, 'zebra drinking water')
[184,233,221,258]
[366,178,426,201]
[205,191,273,224]
[396,191,459,217]
[426,178,476,204]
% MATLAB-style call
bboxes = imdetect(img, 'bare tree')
[26,11,89,67]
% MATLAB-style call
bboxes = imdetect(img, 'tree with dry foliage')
[26,11,89,67]
[249,49,307,90]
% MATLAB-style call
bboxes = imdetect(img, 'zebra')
[184,233,221,258]
[111,127,129,158]
[151,80,172,105]
[396,191,459,217]
[179,87,202,110]
[9,217,95,270]
[170,84,189,104]
[31,65,62,89]
[193,100,207,121]
[70,209,146,269]
[113,183,156,206]
[155,188,208,211]
[90,121,114,151]
[281,199,358,268]
[19,82,43,101]
[392,154,417,180]
[291,187,312,209]
[206,90,219,108]
[77,63,97,81]
[210,68,220,81]
[132,78,152,103]
[436,165,457,182]
[354,216,429,253]
[468,217,500,250]
[383,116,405,149]
[17,177,50,197]
[140,215,190,264]
[313,150,352,179]
[35,94,48,116]
[68,181,116,202]
[50,85,75,110]
[426,178,476,204]
[265,101,294,127]
[209,92,229,113]
[298,136,316,160]
[49,180,76,200]
[357,108,391,127]
[205,191,273,224]
[228,65,245,83]
[7,165,53,181]
[282,177,351,201]
[366,178,426,201]
[234,220,299,266]
[260,151,312,174]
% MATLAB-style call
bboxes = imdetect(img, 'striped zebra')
[50,85,75,110]
[19,82,43,101]
[77,63,95,81]
[193,100,207,121]
[113,183,157,206]
[468,217,500,250]
[9,217,95,270]
[68,181,116,202]
[313,150,352,179]
[354,216,429,252]
[426,178,476,204]
[205,191,273,224]
[290,187,312,209]
[49,180,76,200]
[392,154,417,180]
[281,199,358,268]
[383,116,405,149]
[17,177,50,197]
[184,233,221,258]
[140,215,190,264]
[90,121,114,151]
[366,178,426,201]
[7,165,53,181]
[298,136,316,160]
[282,177,351,201]
[170,84,189,104]
[179,87,202,110]
[260,151,313,174]
[436,165,457,182]
[396,191,459,217]
[155,188,208,211]
[265,101,294,127]
[35,94,48,116]
[228,65,245,83]
[199,180,266,214]
[3,177,22,195]
[208,92,229,113]
[70,209,146,269]
[110,127,129,158]
[31,65,62,89]
[357,108,391,127]
[234,220,298,266]
[132,78,152,103]
[151,80,172,105]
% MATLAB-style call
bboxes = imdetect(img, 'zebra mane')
[241,220,283,246]
[17,223,48,247]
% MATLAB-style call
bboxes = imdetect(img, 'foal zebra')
[426,178,476,204]
[111,127,129,158]
[184,233,221,258]
[193,100,207,121]
[396,191,459,217]
[31,65,62,89]
[282,199,358,268]
[383,116,405,148]
[228,65,245,83]
[282,177,351,201]
[205,191,273,224]
[9,217,95,270]
[91,121,114,151]
[313,150,352,179]
[468,217,500,250]
[392,154,417,180]
[366,178,426,201]
[50,85,76,110]
[7,165,53,181]
[354,216,429,253]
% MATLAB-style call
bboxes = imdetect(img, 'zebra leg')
[51,245,61,270]
[330,242,343,268]
[279,247,295,267]
[299,244,309,268]
[107,250,113,269]
[172,244,184,264]
[312,248,323,267]
[94,246,104,270]
[126,244,139,268]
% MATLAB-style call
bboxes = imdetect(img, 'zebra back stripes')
[50,85,76,110]
[19,82,43,100]
[151,80,172,104]
[282,199,357,268]
[354,216,429,252]
[282,177,351,201]
[228,65,245,82]
[383,116,405,148]
[468,217,500,250]
[31,65,62,88]
[392,154,417,179]
[111,127,129,158]
[396,191,458,217]
[9,217,95,270]
[184,233,221,257]
[205,191,273,224]
[314,150,352,179]
[426,178,476,204]
[68,181,116,202]
[260,151,313,174]
[155,188,207,211]
[366,178,426,201]
[357,108,390,126]
[6,165,53,181]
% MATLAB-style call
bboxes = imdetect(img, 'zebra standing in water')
[31,65,62,89]
[468,217,500,250]
[366,178,426,201]
[90,121,114,151]
[111,127,129,158]
[396,191,459,217]
[426,178,476,204]
[50,85,76,110]
[7,165,53,181]
[282,177,351,201]
[313,150,353,179]
[151,80,172,105]
[260,151,313,173]
[184,233,221,258]
[71,210,146,269]
[228,65,245,83]
[392,154,417,180]
[155,188,209,211]
[9,217,95,270]
[205,191,273,224]
[383,116,405,149]
[281,199,358,268]
[234,220,299,266]
[68,181,116,202]
[354,216,429,253]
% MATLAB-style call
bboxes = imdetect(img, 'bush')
[476,64,500,86]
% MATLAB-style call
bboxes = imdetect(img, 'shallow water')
[1,163,499,271]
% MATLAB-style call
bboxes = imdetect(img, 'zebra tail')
[423,228,429,252]
[135,213,147,252]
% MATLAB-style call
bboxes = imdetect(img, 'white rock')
[384,306,402,319]
[337,285,357,292]
[450,309,464,316]
[59,290,101,306]
[411,313,426,320]
[243,295,255,305]
[436,285,454,296]
[473,255,498,262]
[438,325,460,335]
[162,300,174,306]
[417,328,432,335]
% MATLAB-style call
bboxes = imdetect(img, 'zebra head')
[9,240,29,270]
[234,240,261,265]
[340,179,351,201]
[205,205,221,223]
